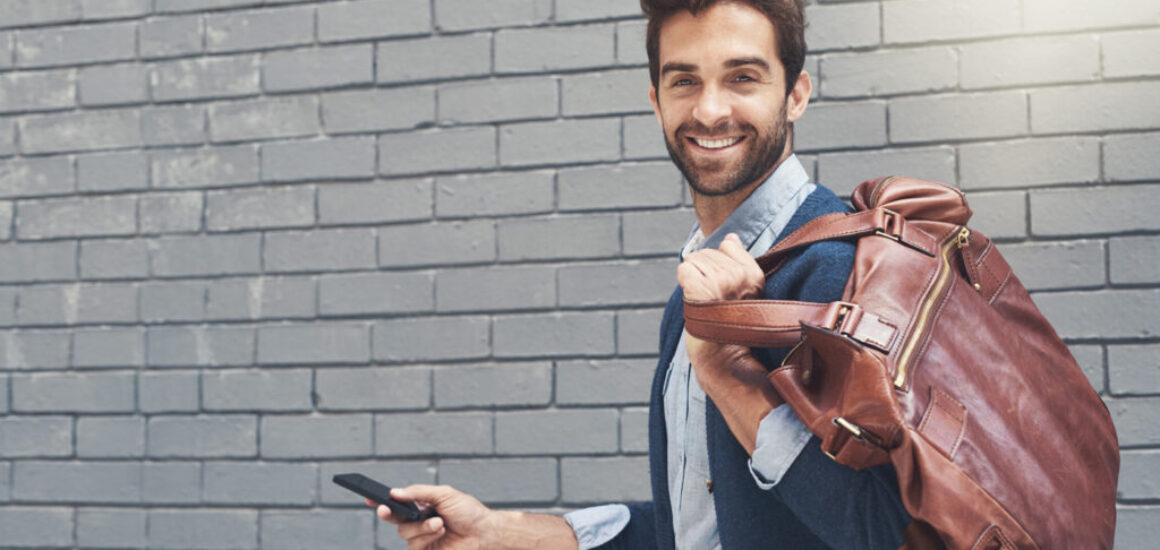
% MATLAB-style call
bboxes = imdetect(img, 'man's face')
[649,2,805,197]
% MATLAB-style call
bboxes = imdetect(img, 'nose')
[692,83,732,129]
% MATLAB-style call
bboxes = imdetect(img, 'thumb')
[718,233,758,267]
[391,484,455,505]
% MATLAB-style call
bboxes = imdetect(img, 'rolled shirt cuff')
[563,503,631,550]
[748,403,814,490]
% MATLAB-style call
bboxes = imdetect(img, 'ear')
[786,70,812,123]
[649,85,662,126]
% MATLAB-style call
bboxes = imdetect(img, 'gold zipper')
[892,227,970,388]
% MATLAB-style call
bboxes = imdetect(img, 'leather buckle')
[823,417,866,460]
[874,208,903,241]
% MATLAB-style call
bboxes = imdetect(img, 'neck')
[692,148,793,236]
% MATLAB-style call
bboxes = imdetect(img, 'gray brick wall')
[0,1,1156,548]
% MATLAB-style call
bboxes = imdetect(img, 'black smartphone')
[332,473,437,522]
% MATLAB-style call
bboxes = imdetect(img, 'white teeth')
[694,137,741,149]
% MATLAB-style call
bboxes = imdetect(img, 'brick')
[496,409,618,454]
[817,147,957,196]
[0,330,72,370]
[1031,185,1160,236]
[203,369,312,412]
[262,137,376,182]
[13,371,134,412]
[436,265,555,313]
[379,220,496,268]
[151,145,259,188]
[1071,344,1104,394]
[500,118,621,166]
[0,506,73,547]
[618,307,666,356]
[18,283,138,326]
[436,0,551,31]
[264,45,374,92]
[434,362,552,409]
[805,2,880,52]
[0,416,71,457]
[319,272,433,316]
[963,190,1025,240]
[319,179,433,224]
[0,236,76,279]
[205,6,313,53]
[438,458,557,503]
[316,366,430,411]
[207,278,278,321]
[562,456,650,503]
[319,460,436,505]
[820,47,957,98]
[960,138,1100,190]
[1024,0,1160,32]
[621,407,649,453]
[0,1,81,27]
[147,234,258,277]
[1104,29,1160,78]
[559,259,676,307]
[497,24,616,73]
[562,68,650,116]
[1105,132,1160,182]
[265,228,376,272]
[375,412,493,456]
[140,192,203,234]
[147,415,257,458]
[379,127,496,175]
[961,35,1099,90]
[204,462,315,505]
[556,0,640,21]
[154,0,260,11]
[0,70,76,113]
[440,76,558,124]
[623,114,667,160]
[0,117,14,155]
[559,162,683,211]
[1110,345,1160,396]
[0,156,73,198]
[79,63,148,106]
[13,461,140,503]
[373,316,489,362]
[0,288,13,326]
[77,416,145,458]
[436,171,552,218]
[1035,289,1160,340]
[1120,451,1160,500]
[377,34,491,83]
[616,19,648,65]
[209,95,320,143]
[207,185,314,231]
[261,414,374,458]
[1033,82,1160,134]
[258,323,371,365]
[148,510,258,550]
[1111,236,1160,285]
[998,241,1105,291]
[557,359,655,406]
[1108,397,1160,446]
[149,325,254,368]
[883,0,1020,44]
[139,371,199,413]
[321,87,435,134]
[152,55,260,102]
[20,109,141,154]
[237,276,315,320]
[493,312,615,358]
[79,0,148,19]
[0,374,6,414]
[77,150,147,192]
[74,327,145,368]
[17,195,136,239]
[140,280,206,322]
[890,92,1027,144]
[261,510,374,550]
[140,15,203,59]
[319,0,430,41]
[498,214,620,261]
[77,508,147,549]
[795,100,887,152]
[16,22,136,67]
[143,462,200,503]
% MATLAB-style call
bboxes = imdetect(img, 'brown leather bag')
[683,177,1119,549]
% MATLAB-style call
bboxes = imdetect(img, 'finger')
[398,516,445,541]
[718,233,758,267]
[376,505,404,525]
[405,527,446,550]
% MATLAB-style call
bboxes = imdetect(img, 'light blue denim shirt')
[564,156,818,549]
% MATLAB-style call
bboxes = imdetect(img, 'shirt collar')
[681,155,810,258]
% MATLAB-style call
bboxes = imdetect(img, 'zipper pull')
[956,227,971,249]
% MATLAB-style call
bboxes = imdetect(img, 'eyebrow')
[660,57,771,77]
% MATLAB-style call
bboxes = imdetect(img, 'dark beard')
[663,109,788,197]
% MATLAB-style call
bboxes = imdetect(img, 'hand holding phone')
[332,473,438,522]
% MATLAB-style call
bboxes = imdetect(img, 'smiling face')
[649,1,809,198]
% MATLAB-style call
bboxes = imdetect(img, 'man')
[373,1,912,547]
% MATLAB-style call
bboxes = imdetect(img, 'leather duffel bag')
[683,177,1119,549]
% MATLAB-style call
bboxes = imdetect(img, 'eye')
[734,74,756,83]
[672,77,695,87]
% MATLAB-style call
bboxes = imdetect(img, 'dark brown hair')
[640,0,806,95]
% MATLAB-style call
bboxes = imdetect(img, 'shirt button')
[705,479,713,493]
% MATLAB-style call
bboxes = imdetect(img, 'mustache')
[675,120,755,138]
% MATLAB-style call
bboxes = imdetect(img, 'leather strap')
[684,299,897,351]
[755,208,938,275]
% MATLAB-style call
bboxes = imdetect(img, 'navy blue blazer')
[598,185,911,549]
